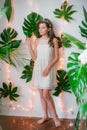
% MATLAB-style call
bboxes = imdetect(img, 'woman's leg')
[37,89,49,124]
[43,89,61,127]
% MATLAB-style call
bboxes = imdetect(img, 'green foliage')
[83,6,87,22]
[0,82,20,101]
[79,20,87,39]
[21,59,34,82]
[53,70,71,96]
[74,111,80,130]
[0,6,9,20]
[67,52,87,129]
[4,0,12,21]
[0,27,22,66]
[63,33,86,50]
[67,52,87,96]
[22,12,43,37]
[53,0,77,22]
[61,34,72,48]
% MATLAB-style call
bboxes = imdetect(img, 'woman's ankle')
[52,114,59,120]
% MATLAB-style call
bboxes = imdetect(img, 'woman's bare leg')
[37,89,49,124]
[43,89,61,127]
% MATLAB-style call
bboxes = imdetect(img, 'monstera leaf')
[21,59,34,82]
[79,21,87,39]
[83,6,87,22]
[53,0,77,22]
[63,33,86,50]
[22,12,43,37]
[53,70,71,96]
[0,82,20,101]
[61,34,71,48]
[4,0,12,21]
[0,27,21,66]
[67,52,87,96]
[0,6,9,20]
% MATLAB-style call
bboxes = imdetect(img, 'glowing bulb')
[12,107,16,110]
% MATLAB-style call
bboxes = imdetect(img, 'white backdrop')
[0,0,87,119]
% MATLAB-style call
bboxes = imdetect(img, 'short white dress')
[32,37,57,90]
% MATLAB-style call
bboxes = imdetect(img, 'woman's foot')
[37,117,49,124]
[52,115,61,127]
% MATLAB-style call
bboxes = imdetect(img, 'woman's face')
[38,23,49,36]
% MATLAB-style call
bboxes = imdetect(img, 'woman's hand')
[42,66,50,77]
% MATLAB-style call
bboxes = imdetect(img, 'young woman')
[26,18,61,127]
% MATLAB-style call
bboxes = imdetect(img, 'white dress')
[32,37,57,90]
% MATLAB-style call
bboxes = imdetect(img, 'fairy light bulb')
[9,100,13,107]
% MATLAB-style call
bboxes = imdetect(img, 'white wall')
[0,0,87,119]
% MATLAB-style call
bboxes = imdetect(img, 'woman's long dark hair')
[37,18,57,47]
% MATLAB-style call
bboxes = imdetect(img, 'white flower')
[78,49,87,64]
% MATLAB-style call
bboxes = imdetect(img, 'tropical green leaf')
[4,0,12,21]
[0,27,22,66]
[83,6,87,22]
[12,94,20,97]
[22,12,43,37]
[53,0,77,22]
[74,111,80,130]
[21,59,34,82]
[61,34,72,48]
[67,52,87,95]
[67,5,73,12]
[63,33,86,50]
[0,6,9,20]
[79,20,87,39]
[3,82,8,90]
[80,103,87,117]
[12,87,18,93]
[53,70,71,96]
[0,82,20,101]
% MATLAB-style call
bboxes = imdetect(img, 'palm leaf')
[53,0,77,22]
[0,6,9,20]
[83,6,87,22]
[63,33,86,50]
[80,102,87,117]
[67,52,87,96]
[22,12,43,37]
[79,20,87,39]
[53,70,71,96]
[0,27,22,66]
[4,0,12,21]
[74,111,80,130]
[0,82,20,101]
[21,59,34,82]
[61,34,72,48]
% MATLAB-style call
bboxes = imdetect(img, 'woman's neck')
[42,35,49,39]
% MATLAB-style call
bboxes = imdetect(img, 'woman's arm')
[42,38,59,77]
[48,38,59,69]
[26,37,38,61]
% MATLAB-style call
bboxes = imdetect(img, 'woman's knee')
[38,89,44,99]
[43,90,50,101]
